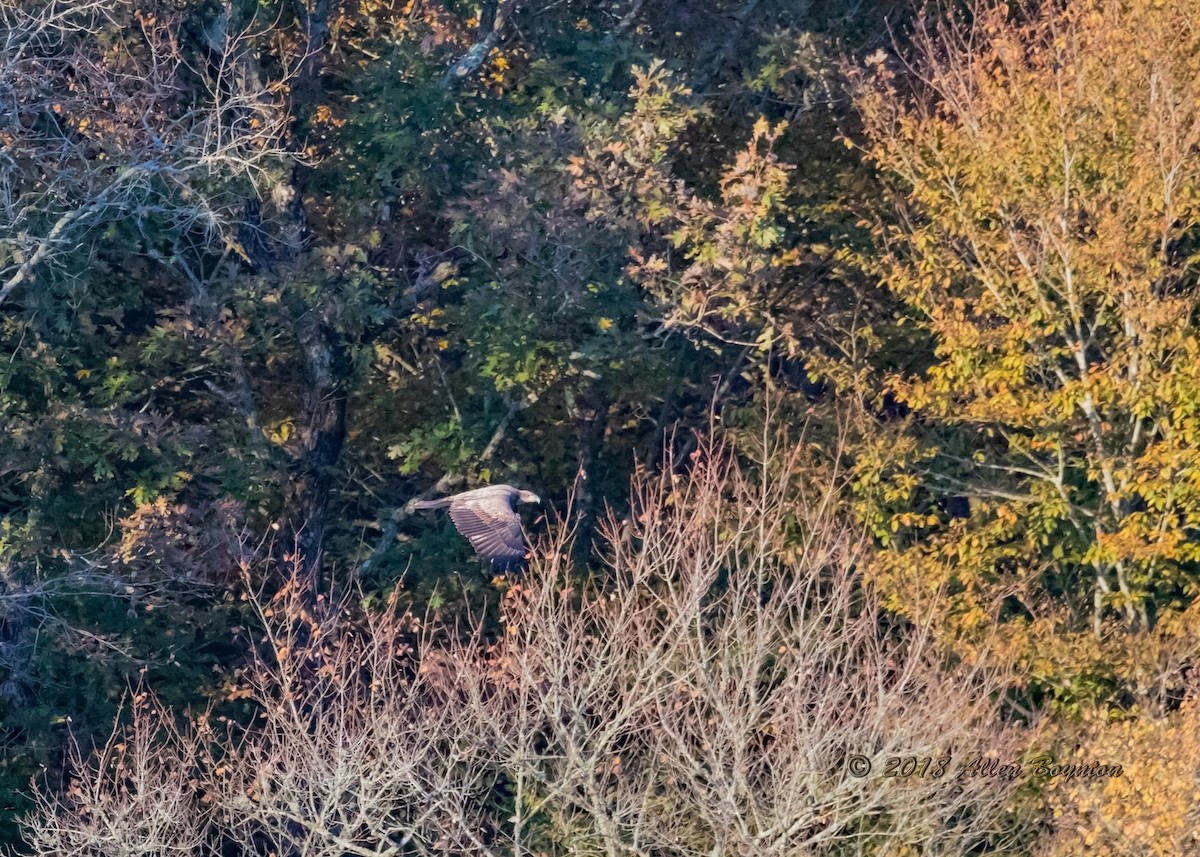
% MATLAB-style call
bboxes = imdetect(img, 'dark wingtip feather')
[486,554,528,575]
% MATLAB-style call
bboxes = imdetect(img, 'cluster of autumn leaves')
[852,0,1200,704]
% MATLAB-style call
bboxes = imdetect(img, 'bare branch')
[0,0,297,307]
[439,0,517,90]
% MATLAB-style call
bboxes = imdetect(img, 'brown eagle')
[413,485,541,572]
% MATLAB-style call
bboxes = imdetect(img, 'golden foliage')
[854,0,1200,663]
[1042,699,1200,856]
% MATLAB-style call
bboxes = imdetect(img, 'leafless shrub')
[22,690,209,857]
[23,433,1029,856]
[434,434,1028,857]
[0,0,296,305]
[204,575,505,857]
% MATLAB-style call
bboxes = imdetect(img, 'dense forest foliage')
[3,0,1200,853]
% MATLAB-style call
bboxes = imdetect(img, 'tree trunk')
[282,308,349,590]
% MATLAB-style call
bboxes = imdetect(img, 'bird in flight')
[412,484,541,573]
